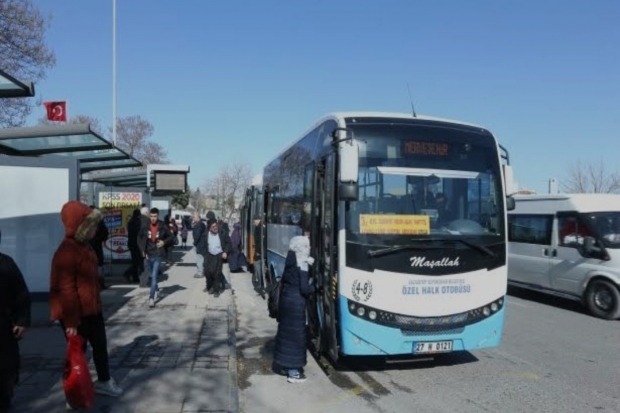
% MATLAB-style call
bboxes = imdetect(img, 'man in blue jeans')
[139,208,173,308]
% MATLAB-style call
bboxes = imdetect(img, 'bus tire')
[584,279,620,320]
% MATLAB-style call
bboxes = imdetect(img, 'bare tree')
[203,174,226,216]
[113,115,168,164]
[190,188,207,213]
[562,159,620,194]
[38,114,103,135]
[0,0,56,127]
[204,162,253,221]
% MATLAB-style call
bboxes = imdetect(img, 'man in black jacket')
[0,230,31,411]
[192,213,206,279]
[125,209,142,283]
[201,218,232,298]
[89,206,109,289]
[138,208,173,308]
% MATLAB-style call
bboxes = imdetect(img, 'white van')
[508,194,620,319]
[172,210,192,228]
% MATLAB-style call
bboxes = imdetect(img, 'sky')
[28,0,620,193]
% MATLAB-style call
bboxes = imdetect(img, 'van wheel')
[585,279,620,320]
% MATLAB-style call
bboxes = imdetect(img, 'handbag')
[63,335,94,410]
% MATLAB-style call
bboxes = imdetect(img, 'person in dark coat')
[89,206,109,289]
[201,218,232,297]
[125,209,142,283]
[0,230,31,411]
[192,213,207,279]
[137,207,150,287]
[217,219,230,240]
[272,236,316,383]
[228,222,248,273]
[252,215,265,286]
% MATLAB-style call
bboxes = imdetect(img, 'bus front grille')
[400,328,465,336]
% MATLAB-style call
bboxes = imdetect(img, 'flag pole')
[112,0,117,147]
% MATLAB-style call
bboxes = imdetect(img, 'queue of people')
[0,203,317,411]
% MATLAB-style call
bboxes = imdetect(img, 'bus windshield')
[345,122,506,246]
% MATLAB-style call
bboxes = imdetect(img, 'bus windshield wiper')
[367,238,496,258]
[433,238,496,258]
[367,240,442,258]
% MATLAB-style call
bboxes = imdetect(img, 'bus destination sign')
[403,141,449,157]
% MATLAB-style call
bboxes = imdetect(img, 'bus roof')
[513,194,620,213]
[328,112,485,129]
[267,112,490,167]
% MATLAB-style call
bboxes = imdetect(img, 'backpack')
[267,279,282,321]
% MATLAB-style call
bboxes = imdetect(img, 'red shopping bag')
[63,335,94,410]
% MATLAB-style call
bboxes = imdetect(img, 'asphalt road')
[231,271,620,413]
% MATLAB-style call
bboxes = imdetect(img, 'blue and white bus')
[258,112,515,361]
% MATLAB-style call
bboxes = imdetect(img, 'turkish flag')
[43,101,67,122]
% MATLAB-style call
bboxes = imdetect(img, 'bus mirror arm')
[331,127,353,143]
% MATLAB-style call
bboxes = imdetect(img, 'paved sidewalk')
[10,247,239,413]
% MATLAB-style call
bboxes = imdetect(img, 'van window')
[508,214,553,245]
[558,216,592,247]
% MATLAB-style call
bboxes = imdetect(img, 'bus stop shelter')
[0,123,141,174]
[82,164,190,194]
[0,123,142,296]
[0,68,35,98]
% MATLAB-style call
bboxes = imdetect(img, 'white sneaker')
[148,298,155,308]
[94,378,123,397]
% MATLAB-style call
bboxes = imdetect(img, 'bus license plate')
[413,341,453,354]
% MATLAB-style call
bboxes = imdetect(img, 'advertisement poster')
[99,192,142,260]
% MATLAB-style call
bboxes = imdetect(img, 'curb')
[228,289,240,413]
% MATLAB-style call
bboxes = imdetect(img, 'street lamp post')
[112,0,117,147]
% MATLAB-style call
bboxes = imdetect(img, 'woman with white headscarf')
[271,236,316,383]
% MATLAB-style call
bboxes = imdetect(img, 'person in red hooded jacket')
[49,201,123,406]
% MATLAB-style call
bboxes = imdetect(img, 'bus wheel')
[585,279,620,320]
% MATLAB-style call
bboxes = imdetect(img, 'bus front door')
[312,154,339,362]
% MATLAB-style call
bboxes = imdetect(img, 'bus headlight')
[350,303,356,311]
[483,307,491,317]
[491,303,498,312]
[356,307,366,317]
[368,311,377,320]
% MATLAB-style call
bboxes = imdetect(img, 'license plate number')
[413,341,453,354]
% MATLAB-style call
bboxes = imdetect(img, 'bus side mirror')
[339,183,359,201]
[503,164,516,196]
[582,236,598,254]
[506,196,515,211]
[339,138,359,201]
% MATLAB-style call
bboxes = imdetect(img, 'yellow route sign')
[359,214,430,235]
